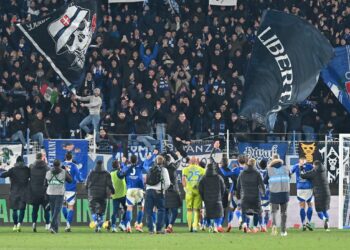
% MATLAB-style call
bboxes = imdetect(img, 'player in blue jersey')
[258,159,270,232]
[120,150,158,233]
[290,156,314,231]
[62,152,83,232]
[219,155,246,231]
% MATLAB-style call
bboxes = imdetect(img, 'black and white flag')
[16,0,98,88]
[239,10,333,128]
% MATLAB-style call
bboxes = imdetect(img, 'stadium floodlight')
[339,134,350,229]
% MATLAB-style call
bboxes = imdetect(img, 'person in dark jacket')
[169,112,191,157]
[236,158,265,233]
[86,160,115,232]
[0,156,30,232]
[300,160,331,231]
[29,153,50,232]
[109,110,130,158]
[199,163,225,233]
[9,111,26,146]
[27,108,49,148]
[135,109,157,151]
[264,155,290,236]
[164,150,182,233]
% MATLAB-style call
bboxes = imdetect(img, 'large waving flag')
[239,10,333,128]
[321,46,350,114]
[16,0,98,88]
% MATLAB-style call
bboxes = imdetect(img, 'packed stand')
[1,0,350,150]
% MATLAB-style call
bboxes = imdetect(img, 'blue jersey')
[259,168,270,201]
[291,163,313,190]
[63,161,83,192]
[220,164,244,193]
[121,154,156,189]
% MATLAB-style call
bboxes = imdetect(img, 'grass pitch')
[0,226,349,250]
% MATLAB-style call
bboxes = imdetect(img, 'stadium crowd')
[0,0,350,150]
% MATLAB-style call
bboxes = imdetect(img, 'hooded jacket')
[199,165,225,219]
[300,163,330,212]
[86,163,115,200]
[29,160,50,204]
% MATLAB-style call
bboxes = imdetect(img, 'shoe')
[118,223,126,232]
[192,229,198,233]
[126,226,132,233]
[32,223,37,233]
[50,228,57,234]
[281,231,288,237]
[302,224,307,231]
[208,226,214,233]
[13,225,17,232]
[200,223,206,231]
[95,227,101,233]
[243,223,248,233]
[260,226,267,233]
[165,226,173,233]
[213,227,218,233]
[324,219,329,231]
[65,226,71,232]
[24,144,33,149]
[251,227,259,233]
[16,224,21,232]
[135,224,143,233]
[217,226,224,233]
[45,224,51,230]
[239,221,243,230]
[85,134,93,140]
[226,223,232,232]
[271,226,278,236]
[111,226,117,233]
[306,222,313,231]
[156,231,165,234]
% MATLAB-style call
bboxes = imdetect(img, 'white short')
[64,191,76,206]
[126,188,144,206]
[297,189,313,202]
[229,196,241,209]
[261,200,270,211]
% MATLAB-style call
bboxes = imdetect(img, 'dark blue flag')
[239,10,334,128]
[321,46,350,114]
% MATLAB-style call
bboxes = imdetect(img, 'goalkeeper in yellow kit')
[182,157,205,232]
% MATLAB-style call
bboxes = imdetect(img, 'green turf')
[0,226,349,250]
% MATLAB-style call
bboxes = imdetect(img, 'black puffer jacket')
[0,162,30,209]
[86,164,115,200]
[29,160,50,204]
[199,166,225,219]
[165,161,181,208]
[301,163,331,212]
[236,165,265,214]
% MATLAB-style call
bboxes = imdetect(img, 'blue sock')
[67,209,74,225]
[228,211,234,223]
[214,218,221,227]
[137,210,144,224]
[206,218,211,227]
[98,215,104,228]
[264,212,269,226]
[125,211,132,225]
[317,212,324,220]
[62,207,68,219]
[92,213,97,223]
[152,211,156,224]
[259,214,263,226]
[246,217,250,226]
[235,210,242,221]
[324,211,329,220]
[307,207,313,222]
[300,208,306,224]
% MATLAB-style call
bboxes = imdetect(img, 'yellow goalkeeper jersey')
[182,164,205,194]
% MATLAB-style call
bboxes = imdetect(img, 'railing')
[0,130,341,157]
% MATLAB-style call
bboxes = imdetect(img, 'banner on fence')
[0,144,22,184]
[209,0,237,6]
[44,139,89,179]
[238,142,288,164]
[298,142,339,184]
